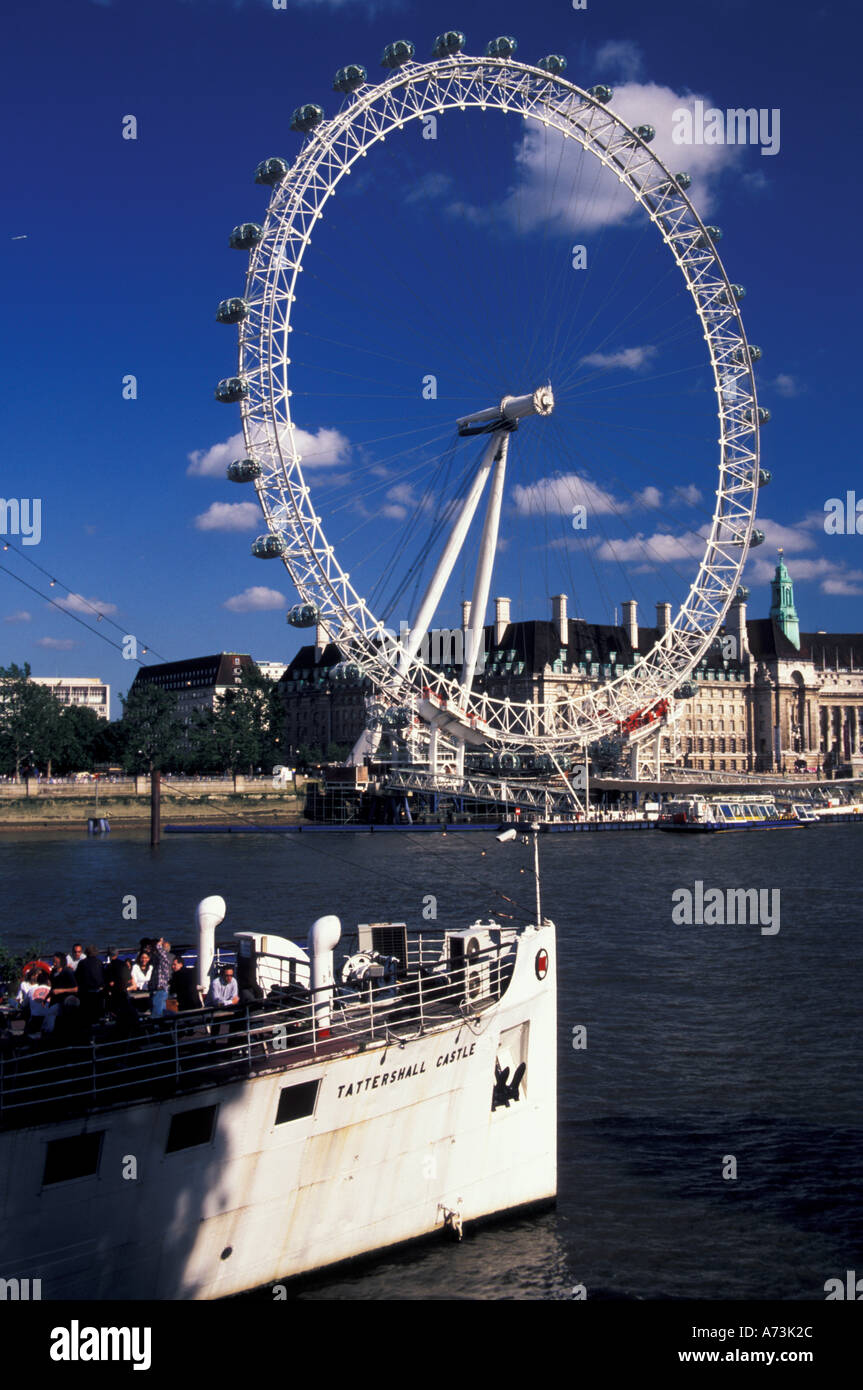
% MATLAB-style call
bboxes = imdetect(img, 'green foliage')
[119,684,182,773]
[0,937,52,991]
[0,663,62,778]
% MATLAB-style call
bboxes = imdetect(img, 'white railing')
[0,941,516,1123]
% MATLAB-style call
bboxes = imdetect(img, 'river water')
[1,824,859,1300]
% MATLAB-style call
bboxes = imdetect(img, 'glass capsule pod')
[675,171,692,190]
[254,157,289,187]
[757,469,772,488]
[215,297,249,325]
[719,284,746,305]
[251,534,286,559]
[227,457,262,483]
[215,377,249,404]
[635,124,656,143]
[333,64,367,93]
[695,225,722,248]
[432,31,465,58]
[496,751,521,772]
[486,36,518,58]
[749,529,766,547]
[286,602,319,627]
[380,40,415,69]
[533,753,553,774]
[229,223,263,251]
[733,343,762,364]
[735,585,750,602]
[588,84,613,102]
[537,54,567,75]
[383,705,413,729]
[745,406,770,425]
[330,661,363,684]
[676,682,696,699]
[290,104,324,133]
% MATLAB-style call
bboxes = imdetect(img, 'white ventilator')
[309,914,342,1038]
[196,895,227,993]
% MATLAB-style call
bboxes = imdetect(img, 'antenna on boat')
[497,823,544,926]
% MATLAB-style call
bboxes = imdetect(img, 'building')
[30,676,110,721]
[129,653,255,723]
[277,560,863,777]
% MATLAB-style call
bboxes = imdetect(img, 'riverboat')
[656,795,807,832]
[0,887,556,1299]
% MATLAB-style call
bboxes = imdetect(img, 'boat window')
[43,1132,104,1186]
[731,805,744,819]
[719,803,733,819]
[166,1104,219,1153]
[275,1079,320,1125]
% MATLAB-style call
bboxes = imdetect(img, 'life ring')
[23,959,52,976]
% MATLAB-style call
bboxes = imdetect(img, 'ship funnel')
[309,914,341,1039]
[196,895,226,993]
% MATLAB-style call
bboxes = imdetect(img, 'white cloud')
[672,484,703,506]
[36,637,76,650]
[593,529,706,565]
[406,172,454,205]
[635,486,663,509]
[772,373,801,398]
[194,502,261,533]
[187,425,350,478]
[512,473,623,518]
[748,552,863,597]
[223,586,287,613]
[3,610,31,624]
[595,40,644,81]
[582,346,657,372]
[54,593,119,618]
[753,517,817,554]
[454,82,740,237]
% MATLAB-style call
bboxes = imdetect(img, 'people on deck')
[148,937,173,1018]
[76,944,106,1024]
[207,965,239,1009]
[130,949,152,991]
[170,956,202,1012]
[67,943,84,971]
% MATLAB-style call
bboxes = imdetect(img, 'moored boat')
[656,795,807,832]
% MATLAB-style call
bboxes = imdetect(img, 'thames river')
[1,824,859,1300]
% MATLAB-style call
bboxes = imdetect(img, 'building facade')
[30,676,110,721]
[276,562,863,777]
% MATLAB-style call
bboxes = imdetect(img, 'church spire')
[769,548,800,649]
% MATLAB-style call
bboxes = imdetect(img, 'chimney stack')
[622,599,638,653]
[656,601,671,636]
[552,594,568,646]
[461,600,471,630]
[495,596,511,646]
[315,619,330,663]
[734,596,749,659]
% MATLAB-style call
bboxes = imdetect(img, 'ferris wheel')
[214,33,769,758]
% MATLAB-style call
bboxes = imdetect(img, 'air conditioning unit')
[357,922,408,973]
[445,922,513,1002]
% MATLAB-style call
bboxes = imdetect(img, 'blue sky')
[2,0,861,715]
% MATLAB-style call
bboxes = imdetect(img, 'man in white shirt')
[67,943,84,971]
[207,965,239,1008]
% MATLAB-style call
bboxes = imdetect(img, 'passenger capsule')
[718,284,746,305]
[733,343,762,365]
[254,157,289,186]
[496,751,521,772]
[749,529,766,547]
[251,534,286,559]
[537,54,567,75]
[286,602,319,628]
[432,31,465,58]
[290,104,324,134]
[695,225,722,248]
[634,124,655,143]
[676,682,696,699]
[227,457,262,484]
[330,661,363,684]
[333,64,367,94]
[588,84,613,102]
[380,40,415,69]
[735,585,750,602]
[214,377,249,404]
[745,406,771,425]
[215,297,249,325]
[757,468,772,488]
[229,223,263,251]
[383,705,412,729]
[533,753,553,774]
[675,171,692,190]
[486,36,518,59]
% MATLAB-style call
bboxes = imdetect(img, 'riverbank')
[0,784,307,830]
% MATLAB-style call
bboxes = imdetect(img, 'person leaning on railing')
[207,965,239,1009]
[148,937,174,1019]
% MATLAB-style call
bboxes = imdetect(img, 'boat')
[656,795,807,832]
[0,878,556,1299]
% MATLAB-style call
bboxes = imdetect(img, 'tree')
[118,684,182,774]
[55,704,103,774]
[209,687,262,784]
[0,663,63,780]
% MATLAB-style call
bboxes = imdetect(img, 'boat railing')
[0,939,517,1125]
